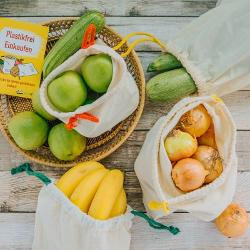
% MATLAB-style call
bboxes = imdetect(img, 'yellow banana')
[110,189,127,218]
[56,161,105,197]
[88,169,124,220]
[70,168,109,213]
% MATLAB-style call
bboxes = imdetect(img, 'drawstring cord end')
[131,210,180,235]
[11,163,51,185]
[148,200,170,214]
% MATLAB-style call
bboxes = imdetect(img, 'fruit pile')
[8,53,113,161]
[56,161,127,220]
[8,110,87,161]
[8,52,112,161]
[164,104,223,192]
[48,53,113,113]
[7,11,113,161]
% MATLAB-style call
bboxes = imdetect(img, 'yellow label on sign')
[0,18,48,98]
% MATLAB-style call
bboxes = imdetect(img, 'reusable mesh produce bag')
[11,163,180,250]
[135,96,237,221]
[40,39,139,138]
[166,0,250,97]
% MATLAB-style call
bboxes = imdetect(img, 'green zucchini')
[43,11,105,79]
[146,68,197,103]
[147,53,182,73]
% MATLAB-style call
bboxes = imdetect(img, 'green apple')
[81,54,113,93]
[48,71,87,112]
[48,123,86,161]
[8,111,49,150]
[32,89,56,121]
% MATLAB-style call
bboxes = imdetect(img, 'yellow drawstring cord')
[113,31,166,58]
[148,200,170,214]
[211,94,224,103]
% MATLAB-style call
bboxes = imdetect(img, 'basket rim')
[0,18,145,168]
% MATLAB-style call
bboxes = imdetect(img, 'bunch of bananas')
[56,161,127,220]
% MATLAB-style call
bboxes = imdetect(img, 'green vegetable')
[81,54,113,93]
[43,11,105,79]
[48,71,87,112]
[146,68,197,103]
[8,111,49,150]
[147,53,182,73]
[48,123,86,161]
[32,89,56,121]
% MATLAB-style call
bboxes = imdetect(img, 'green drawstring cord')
[11,164,180,235]
[131,210,180,235]
[11,162,51,185]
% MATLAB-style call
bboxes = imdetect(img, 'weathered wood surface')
[1,129,250,172]
[0,170,250,212]
[1,0,217,17]
[0,213,249,250]
[11,16,195,52]
[1,1,250,249]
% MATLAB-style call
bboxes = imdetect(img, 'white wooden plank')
[0,0,216,17]
[1,130,250,172]
[131,214,250,250]
[0,170,249,212]
[0,213,34,250]
[0,213,249,250]
[10,16,194,52]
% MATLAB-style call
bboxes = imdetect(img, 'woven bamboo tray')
[0,18,145,167]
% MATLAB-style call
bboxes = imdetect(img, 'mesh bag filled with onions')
[135,95,237,221]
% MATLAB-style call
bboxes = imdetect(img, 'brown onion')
[171,158,209,192]
[179,104,211,137]
[198,123,217,149]
[164,130,198,162]
[193,145,223,184]
[215,203,249,237]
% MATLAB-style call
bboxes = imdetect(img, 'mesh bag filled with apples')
[39,23,139,139]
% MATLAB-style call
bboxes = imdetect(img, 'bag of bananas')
[11,162,179,250]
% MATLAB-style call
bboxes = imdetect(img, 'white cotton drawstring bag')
[11,163,180,250]
[135,95,237,221]
[40,39,139,138]
[165,0,250,97]
[33,183,133,250]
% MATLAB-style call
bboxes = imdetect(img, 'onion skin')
[193,145,223,184]
[215,203,249,237]
[198,123,217,149]
[179,104,211,137]
[171,158,209,192]
[164,129,198,162]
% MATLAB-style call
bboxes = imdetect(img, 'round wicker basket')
[0,18,145,168]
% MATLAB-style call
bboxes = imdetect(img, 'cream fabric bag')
[40,41,139,138]
[33,183,133,250]
[167,0,250,96]
[135,96,237,221]
[11,163,180,250]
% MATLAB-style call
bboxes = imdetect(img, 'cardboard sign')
[0,18,48,98]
